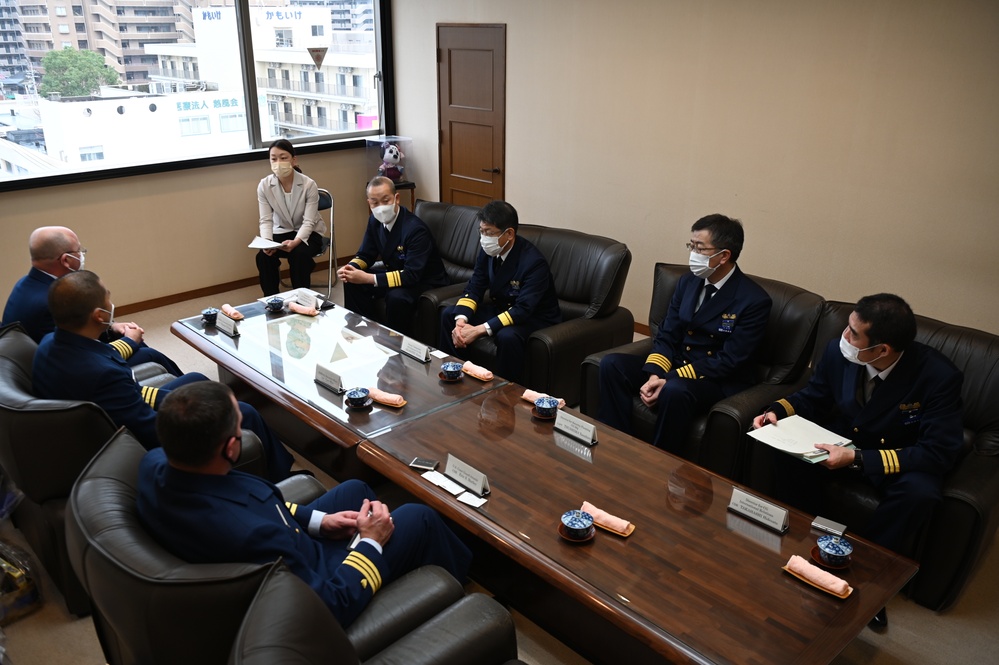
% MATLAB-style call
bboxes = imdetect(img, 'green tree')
[38,49,120,97]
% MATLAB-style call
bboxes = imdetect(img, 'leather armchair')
[230,564,525,665]
[0,323,267,617]
[746,301,999,610]
[414,201,634,405]
[580,263,823,479]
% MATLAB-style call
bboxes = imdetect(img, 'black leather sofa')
[414,200,634,405]
[67,429,526,665]
[580,263,824,479]
[0,322,266,616]
[744,301,999,611]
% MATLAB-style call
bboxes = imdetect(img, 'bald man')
[2,226,182,375]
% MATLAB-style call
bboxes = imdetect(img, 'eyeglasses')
[64,247,87,258]
[685,242,720,255]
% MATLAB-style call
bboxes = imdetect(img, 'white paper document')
[248,236,282,250]
[748,415,852,463]
[421,470,466,496]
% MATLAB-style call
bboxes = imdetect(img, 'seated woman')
[255,139,328,296]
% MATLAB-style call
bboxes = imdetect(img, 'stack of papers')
[748,415,854,463]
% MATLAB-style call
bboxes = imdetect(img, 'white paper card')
[430,349,450,360]
[314,363,343,393]
[554,410,598,445]
[444,454,490,496]
[421,470,465,496]
[296,288,318,309]
[216,313,239,337]
[248,236,282,249]
[400,336,430,363]
[727,486,788,533]
[457,492,488,508]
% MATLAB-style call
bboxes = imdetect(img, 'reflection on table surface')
[175,302,506,439]
[360,383,918,665]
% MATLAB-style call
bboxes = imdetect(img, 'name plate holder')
[727,486,788,534]
[400,336,430,363]
[296,289,318,310]
[314,363,344,394]
[444,454,490,496]
[554,410,598,446]
[215,313,240,338]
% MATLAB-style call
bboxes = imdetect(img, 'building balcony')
[257,77,371,103]
[271,111,350,134]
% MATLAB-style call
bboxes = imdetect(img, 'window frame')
[1,0,396,194]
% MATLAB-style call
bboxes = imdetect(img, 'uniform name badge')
[718,313,736,333]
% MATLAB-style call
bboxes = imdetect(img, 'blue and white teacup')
[265,297,285,313]
[816,535,853,566]
[561,510,594,539]
[441,361,463,381]
[535,396,560,418]
[201,307,219,325]
[345,387,370,408]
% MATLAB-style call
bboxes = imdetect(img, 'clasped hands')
[112,321,144,343]
[319,498,394,546]
[750,411,854,469]
[451,319,486,349]
[336,264,376,285]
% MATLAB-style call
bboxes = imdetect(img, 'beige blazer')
[256,170,328,243]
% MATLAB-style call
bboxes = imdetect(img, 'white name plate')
[444,454,490,496]
[727,486,789,534]
[296,288,318,310]
[400,336,430,363]
[216,313,239,337]
[314,363,344,394]
[554,410,598,445]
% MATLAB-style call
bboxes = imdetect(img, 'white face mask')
[839,335,881,365]
[480,231,508,258]
[372,203,397,225]
[271,162,294,178]
[98,304,115,330]
[688,250,722,278]
[66,251,85,271]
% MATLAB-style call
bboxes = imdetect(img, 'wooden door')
[437,24,506,205]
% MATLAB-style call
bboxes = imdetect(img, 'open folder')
[748,415,854,463]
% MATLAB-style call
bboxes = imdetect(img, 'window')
[2,0,391,190]
[179,116,211,136]
[55,7,67,17]
[219,113,245,133]
[58,25,70,34]
[79,145,104,161]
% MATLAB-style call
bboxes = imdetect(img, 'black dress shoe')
[868,607,888,630]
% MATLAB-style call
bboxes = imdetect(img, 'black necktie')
[698,284,716,311]
[864,375,883,404]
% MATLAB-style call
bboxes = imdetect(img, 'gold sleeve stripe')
[776,399,795,416]
[386,271,402,288]
[350,258,368,270]
[498,311,514,327]
[110,339,133,359]
[343,551,382,592]
[644,354,672,373]
[879,449,901,475]
[675,364,698,380]
[140,385,159,407]
[456,297,478,312]
[285,502,298,516]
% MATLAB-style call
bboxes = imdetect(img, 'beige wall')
[1,149,373,307]
[3,0,997,335]
[393,0,999,334]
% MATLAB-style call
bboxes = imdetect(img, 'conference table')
[172,300,918,665]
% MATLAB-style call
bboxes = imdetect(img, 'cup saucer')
[345,397,373,410]
[438,371,463,383]
[531,407,557,421]
[557,523,595,543]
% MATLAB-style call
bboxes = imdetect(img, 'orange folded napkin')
[581,501,634,537]
[785,555,850,596]
[288,302,319,316]
[220,304,244,320]
[462,361,493,381]
[522,389,565,410]
[368,387,405,407]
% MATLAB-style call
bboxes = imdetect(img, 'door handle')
[482,168,501,174]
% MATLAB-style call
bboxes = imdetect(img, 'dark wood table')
[358,383,918,665]
[171,301,505,474]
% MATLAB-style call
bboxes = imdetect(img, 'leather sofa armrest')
[698,383,800,480]
[131,362,176,388]
[414,284,470,346]
[346,565,464,661]
[527,308,634,407]
[579,338,653,417]
[231,430,268,479]
[275,473,327,506]
[365,593,519,665]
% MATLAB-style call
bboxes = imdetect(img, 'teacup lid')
[817,534,853,555]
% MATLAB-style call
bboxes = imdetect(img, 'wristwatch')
[849,450,864,471]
